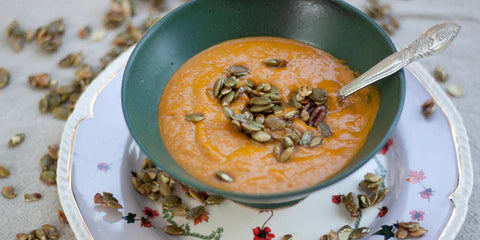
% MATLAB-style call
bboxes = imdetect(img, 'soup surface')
[158,37,380,194]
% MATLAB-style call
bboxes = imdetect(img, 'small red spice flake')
[142,207,159,219]
[194,211,210,225]
[378,206,388,217]
[140,217,152,228]
[332,194,342,204]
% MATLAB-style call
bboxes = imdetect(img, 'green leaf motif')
[122,213,136,223]
[373,225,395,240]
[161,209,223,240]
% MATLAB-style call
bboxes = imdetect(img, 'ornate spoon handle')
[338,23,460,100]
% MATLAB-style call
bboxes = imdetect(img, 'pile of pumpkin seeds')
[338,173,389,218]
[364,0,399,35]
[34,19,66,53]
[15,224,60,240]
[104,0,134,29]
[100,23,144,69]
[395,221,428,239]
[94,192,123,209]
[0,67,10,88]
[320,225,370,240]
[208,63,332,169]
[40,144,59,186]
[131,157,224,235]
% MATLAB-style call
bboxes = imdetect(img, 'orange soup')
[158,37,380,194]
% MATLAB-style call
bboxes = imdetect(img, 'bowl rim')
[122,0,406,199]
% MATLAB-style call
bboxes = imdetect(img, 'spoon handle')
[338,23,460,100]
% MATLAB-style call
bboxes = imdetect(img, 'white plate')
[57,47,472,240]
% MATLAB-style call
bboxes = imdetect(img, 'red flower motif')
[406,170,426,184]
[378,206,388,217]
[252,226,275,240]
[142,207,159,219]
[140,217,152,228]
[379,138,393,154]
[409,210,425,221]
[332,195,342,204]
[420,188,434,200]
[194,211,210,225]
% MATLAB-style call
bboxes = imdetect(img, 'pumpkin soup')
[158,37,380,194]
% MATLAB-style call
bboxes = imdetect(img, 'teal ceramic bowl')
[122,0,405,208]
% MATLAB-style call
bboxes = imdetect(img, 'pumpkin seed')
[283,109,299,120]
[0,68,10,89]
[399,221,420,232]
[216,171,234,183]
[265,115,287,130]
[274,144,283,160]
[223,107,234,121]
[164,225,185,235]
[368,182,381,191]
[263,59,288,68]
[343,192,359,213]
[77,25,91,39]
[409,227,428,237]
[252,96,272,106]
[349,227,370,239]
[147,192,160,201]
[264,128,283,140]
[264,92,281,101]
[396,227,409,239]
[34,229,46,239]
[185,113,204,122]
[446,85,464,97]
[8,133,25,147]
[94,192,123,209]
[158,182,172,197]
[225,65,249,76]
[213,77,225,98]
[40,170,56,186]
[309,136,323,148]
[309,88,328,104]
[231,120,242,130]
[161,195,182,209]
[42,224,60,239]
[298,85,313,97]
[318,122,332,137]
[320,235,328,240]
[187,188,206,202]
[221,91,235,106]
[421,98,436,118]
[40,154,55,170]
[252,131,272,142]
[285,132,300,145]
[281,136,295,148]
[358,194,371,208]
[281,234,294,240]
[337,225,353,240]
[221,88,233,96]
[186,206,205,220]
[295,93,305,102]
[234,86,247,99]
[279,146,295,162]
[433,65,449,82]
[52,106,71,120]
[172,205,188,216]
[47,144,59,160]
[300,130,314,146]
[224,76,238,88]
[250,103,274,113]
[289,94,302,108]
[369,191,379,204]
[242,110,254,120]
[59,52,83,68]
[364,172,381,183]
[241,120,263,132]
[273,105,283,114]
[16,233,29,240]
[2,186,16,199]
[255,114,265,124]
[257,83,272,92]
[327,230,339,240]
[0,165,10,178]
[300,109,310,121]
[206,195,225,205]
[24,193,42,202]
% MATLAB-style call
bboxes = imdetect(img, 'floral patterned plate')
[56,47,472,240]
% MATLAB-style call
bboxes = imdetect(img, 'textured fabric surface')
[0,0,478,239]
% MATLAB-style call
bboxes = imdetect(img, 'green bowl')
[122,0,405,208]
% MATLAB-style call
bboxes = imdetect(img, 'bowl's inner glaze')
[123,0,404,202]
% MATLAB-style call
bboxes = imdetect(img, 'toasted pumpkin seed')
[220,87,232,95]
[161,195,182,209]
[375,188,389,203]
[263,59,288,68]
[281,136,295,148]
[289,94,302,108]
[317,122,332,137]
[221,91,235,106]
[213,77,225,98]
[279,146,295,162]
[309,136,323,148]
[255,114,265,124]
[172,205,188,216]
[300,109,310,121]
[24,193,42,202]
[283,109,299,120]
[40,170,56,186]
[252,96,272,106]
[234,86,247,99]
[250,104,274,113]
[265,115,287,130]
[164,225,185,235]
[309,88,328,104]
[295,93,305,102]
[241,120,263,132]
[364,172,381,183]
[399,221,420,232]
[216,171,234,183]
[433,65,449,82]
[8,133,25,147]
[224,76,238,88]
[2,186,16,199]
[252,131,272,142]
[344,192,359,213]
[274,144,283,160]
[47,144,59,160]
[349,227,370,239]
[205,195,225,205]
[242,110,254,120]
[298,85,313,97]
[34,229,47,239]
[358,194,371,208]
[446,85,464,97]
[300,130,314,146]
[0,165,10,178]
[186,205,205,220]
[421,98,436,118]
[231,120,242,130]
[319,235,328,240]
[337,225,353,240]
[0,68,10,89]
[223,107,234,121]
[264,92,281,101]
[52,106,71,120]
[185,113,204,123]
[396,227,409,239]
[257,83,272,92]
[281,234,294,240]
[42,224,60,239]
[409,227,428,237]
[225,65,249,76]
[40,154,55,170]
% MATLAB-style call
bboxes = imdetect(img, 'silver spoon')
[338,23,460,100]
